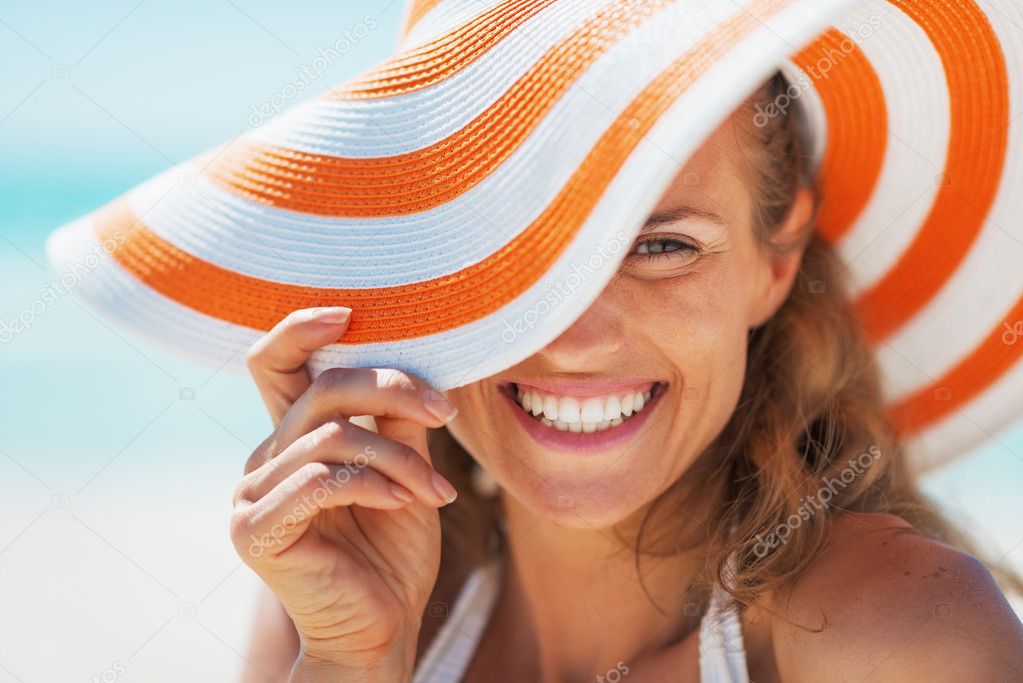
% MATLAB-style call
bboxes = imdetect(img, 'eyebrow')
[640,205,727,231]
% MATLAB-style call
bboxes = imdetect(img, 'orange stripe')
[341,0,557,100]
[853,0,1009,343]
[98,0,797,344]
[399,0,443,39]
[792,29,887,245]
[886,293,1023,438]
[206,0,678,218]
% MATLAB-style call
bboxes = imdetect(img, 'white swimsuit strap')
[411,559,749,683]
[698,584,750,683]
[411,560,502,683]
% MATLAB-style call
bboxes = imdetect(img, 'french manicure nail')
[431,472,458,505]
[311,307,351,324]
[422,390,458,423]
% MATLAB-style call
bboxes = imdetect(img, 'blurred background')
[0,1,1021,681]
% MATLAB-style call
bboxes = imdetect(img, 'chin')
[501,469,655,530]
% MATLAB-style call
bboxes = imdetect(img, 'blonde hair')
[429,71,1021,607]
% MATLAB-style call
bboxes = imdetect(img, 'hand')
[230,307,458,679]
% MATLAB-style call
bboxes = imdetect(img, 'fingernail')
[389,482,415,503]
[422,390,458,424]
[431,472,458,505]
[311,307,351,324]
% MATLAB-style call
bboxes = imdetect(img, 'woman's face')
[446,115,808,529]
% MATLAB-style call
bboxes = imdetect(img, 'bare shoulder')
[765,512,1023,682]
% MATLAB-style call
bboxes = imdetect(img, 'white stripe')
[249,0,620,158]
[44,216,263,370]
[399,0,507,52]
[136,0,754,288]
[906,345,1023,474]
[829,0,952,296]
[872,0,1023,403]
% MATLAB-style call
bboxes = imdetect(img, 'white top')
[411,560,749,682]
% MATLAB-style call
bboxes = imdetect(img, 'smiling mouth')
[507,381,666,433]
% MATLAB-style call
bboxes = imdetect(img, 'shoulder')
[764,512,1023,682]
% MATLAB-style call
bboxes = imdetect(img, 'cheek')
[620,257,751,369]
[443,385,493,460]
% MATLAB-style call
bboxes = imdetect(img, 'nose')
[534,284,626,370]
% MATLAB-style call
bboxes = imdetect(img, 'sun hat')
[45,0,1023,471]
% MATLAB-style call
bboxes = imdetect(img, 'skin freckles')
[444,112,810,531]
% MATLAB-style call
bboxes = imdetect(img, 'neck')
[495,479,722,683]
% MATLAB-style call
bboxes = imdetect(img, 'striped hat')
[46,0,1023,471]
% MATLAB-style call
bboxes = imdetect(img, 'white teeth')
[621,393,634,417]
[512,383,659,433]
[530,392,543,416]
[558,396,580,423]
[580,397,604,422]
[603,396,621,421]
[543,395,559,420]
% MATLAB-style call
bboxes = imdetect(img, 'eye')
[630,235,701,261]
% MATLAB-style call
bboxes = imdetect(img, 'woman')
[231,72,1023,682]
[42,0,1023,680]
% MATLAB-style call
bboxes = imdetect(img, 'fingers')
[232,462,409,559]
[247,307,353,426]
[239,420,456,508]
[269,367,457,459]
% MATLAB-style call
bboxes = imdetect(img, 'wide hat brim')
[46,0,1023,471]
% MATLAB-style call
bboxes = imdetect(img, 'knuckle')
[231,478,254,507]
[242,451,264,477]
[378,368,418,394]
[243,432,276,476]
[229,504,255,545]
[312,420,348,450]
[245,338,268,376]
[396,443,423,474]
[308,367,348,401]
[296,461,333,490]
[377,371,424,416]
